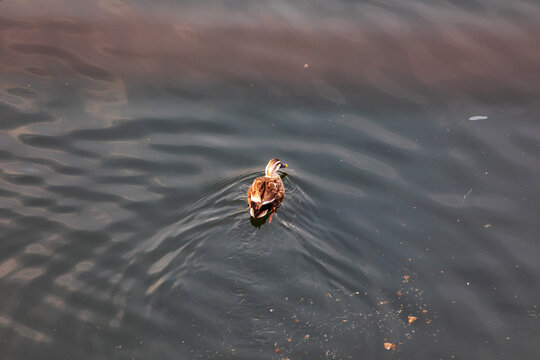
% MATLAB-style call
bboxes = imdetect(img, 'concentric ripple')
[1,1,540,359]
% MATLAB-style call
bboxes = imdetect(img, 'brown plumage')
[247,158,287,218]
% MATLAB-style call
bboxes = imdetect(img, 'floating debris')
[408,315,418,325]
[303,63,310,69]
[403,275,410,283]
[468,115,488,121]
[384,342,396,351]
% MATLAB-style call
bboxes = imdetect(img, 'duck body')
[247,159,287,218]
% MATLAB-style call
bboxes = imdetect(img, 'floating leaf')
[384,342,396,351]
[408,315,418,325]
[468,115,488,121]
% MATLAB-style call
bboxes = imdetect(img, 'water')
[1,0,540,358]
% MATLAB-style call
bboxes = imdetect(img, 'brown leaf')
[403,275,410,283]
[396,290,402,296]
[408,315,418,325]
[384,342,396,351]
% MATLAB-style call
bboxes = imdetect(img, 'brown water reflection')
[2,1,540,360]
[2,1,540,114]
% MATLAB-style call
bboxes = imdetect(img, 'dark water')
[1,1,540,359]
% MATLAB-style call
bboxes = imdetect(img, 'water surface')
[1,0,540,359]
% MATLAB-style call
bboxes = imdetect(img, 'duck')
[247,158,287,221]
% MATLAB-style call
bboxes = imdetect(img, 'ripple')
[18,134,100,159]
[0,315,51,343]
[0,15,30,31]
[24,67,50,77]
[46,185,123,202]
[6,87,39,98]
[336,114,420,151]
[0,258,18,278]
[429,193,517,213]
[9,43,114,82]
[40,19,91,34]
[102,156,201,175]
[312,78,347,104]
[1,1,540,358]
[10,267,45,281]
[3,173,44,186]
[21,196,56,208]
[68,117,233,141]
[0,103,52,130]
[23,156,88,176]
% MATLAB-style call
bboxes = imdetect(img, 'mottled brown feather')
[247,176,285,218]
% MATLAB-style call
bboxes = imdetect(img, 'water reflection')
[1,0,540,359]
[249,214,270,228]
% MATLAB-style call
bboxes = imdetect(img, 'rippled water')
[1,1,540,359]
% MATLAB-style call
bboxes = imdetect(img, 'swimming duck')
[247,158,287,221]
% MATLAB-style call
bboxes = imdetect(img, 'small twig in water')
[463,188,473,200]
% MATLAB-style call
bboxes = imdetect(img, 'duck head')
[265,158,288,177]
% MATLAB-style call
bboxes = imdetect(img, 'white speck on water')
[468,115,488,121]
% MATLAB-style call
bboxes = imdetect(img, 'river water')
[1,1,540,359]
